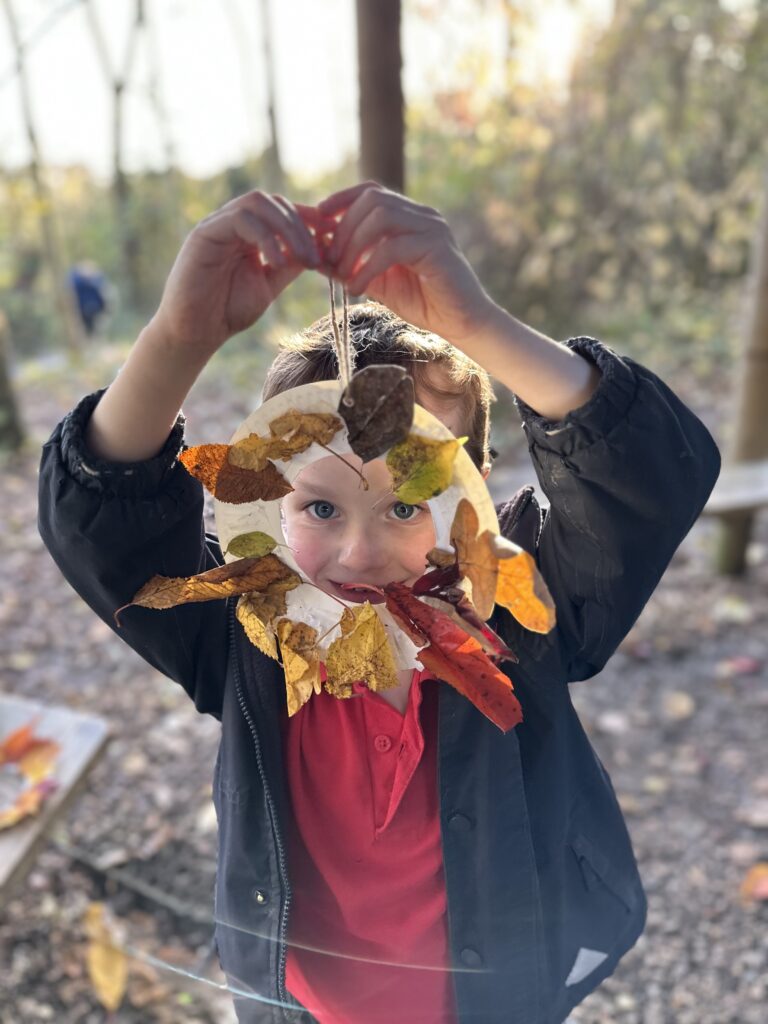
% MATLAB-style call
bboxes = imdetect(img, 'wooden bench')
[0,694,111,905]
[703,459,768,516]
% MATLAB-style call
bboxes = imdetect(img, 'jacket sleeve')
[37,389,228,719]
[492,336,721,685]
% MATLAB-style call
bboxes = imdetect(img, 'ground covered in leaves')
[0,343,765,1023]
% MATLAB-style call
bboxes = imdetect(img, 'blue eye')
[392,502,418,520]
[308,500,336,520]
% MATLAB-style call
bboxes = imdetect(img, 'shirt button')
[448,812,473,832]
[374,734,392,752]
[460,947,483,967]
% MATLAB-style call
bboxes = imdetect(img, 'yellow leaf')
[325,602,399,697]
[276,619,321,715]
[387,433,466,503]
[236,582,294,661]
[84,902,128,1013]
[224,530,279,558]
[17,739,60,784]
[495,550,556,634]
[121,554,301,615]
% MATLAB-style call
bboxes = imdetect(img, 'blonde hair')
[261,301,496,473]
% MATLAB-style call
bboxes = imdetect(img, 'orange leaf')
[740,863,768,904]
[0,718,46,764]
[179,444,293,503]
[449,498,499,620]
[495,549,556,634]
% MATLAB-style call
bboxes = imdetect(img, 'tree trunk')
[0,312,25,452]
[716,163,768,574]
[85,0,145,311]
[1,0,83,357]
[355,0,405,193]
[257,0,286,193]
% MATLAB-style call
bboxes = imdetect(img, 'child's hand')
[152,190,327,357]
[317,182,495,344]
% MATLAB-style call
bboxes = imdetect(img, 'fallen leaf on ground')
[84,902,127,1013]
[739,863,768,904]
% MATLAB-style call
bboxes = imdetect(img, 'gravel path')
[0,347,764,1023]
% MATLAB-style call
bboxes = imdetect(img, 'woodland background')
[0,0,767,1021]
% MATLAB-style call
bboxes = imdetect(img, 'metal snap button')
[251,888,269,905]
[448,812,472,831]
[460,947,483,967]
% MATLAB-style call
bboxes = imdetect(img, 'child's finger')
[270,195,321,263]
[316,180,385,218]
[334,205,422,281]
[237,191,316,265]
[205,207,286,267]
[345,235,431,296]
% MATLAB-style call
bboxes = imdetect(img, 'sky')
[0,0,613,185]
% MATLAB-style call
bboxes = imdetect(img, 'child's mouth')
[328,580,389,604]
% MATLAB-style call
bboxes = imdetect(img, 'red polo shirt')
[279,663,458,1024]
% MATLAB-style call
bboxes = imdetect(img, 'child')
[38,183,721,1024]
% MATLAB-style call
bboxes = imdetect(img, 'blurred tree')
[0,0,83,356]
[84,0,145,311]
[717,161,768,574]
[356,0,405,191]
[0,310,24,451]
[257,0,286,193]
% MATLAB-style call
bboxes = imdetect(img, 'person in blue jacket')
[38,183,721,1024]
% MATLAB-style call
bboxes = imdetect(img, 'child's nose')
[336,528,390,573]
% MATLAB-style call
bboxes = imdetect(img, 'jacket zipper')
[228,598,296,1020]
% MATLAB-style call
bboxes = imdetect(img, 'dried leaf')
[383,582,523,732]
[118,554,301,618]
[425,546,456,569]
[236,581,294,661]
[228,410,342,473]
[387,433,466,504]
[740,863,768,904]
[325,602,399,697]
[495,550,556,633]
[338,364,415,461]
[17,740,60,784]
[179,444,293,503]
[84,902,128,1013]
[276,619,322,715]
[0,718,46,764]
[0,777,58,831]
[224,530,279,558]
[449,498,499,620]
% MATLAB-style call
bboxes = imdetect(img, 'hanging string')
[328,278,355,400]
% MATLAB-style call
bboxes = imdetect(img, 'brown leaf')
[118,554,301,618]
[325,602,399,697]
[268,409,343,452]
[449,498,499,620]
[338,364,415,462]
[179,444,293,503]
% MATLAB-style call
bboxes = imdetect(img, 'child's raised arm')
[85,190,323,463]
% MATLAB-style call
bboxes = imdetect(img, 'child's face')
[280,375,476,605]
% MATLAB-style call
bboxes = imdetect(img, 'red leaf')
[382,582,523,733]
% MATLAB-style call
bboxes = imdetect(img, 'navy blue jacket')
[37,337,721,1024]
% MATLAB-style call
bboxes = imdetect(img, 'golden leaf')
[268,409,343,452]
[495,550,556,633]
[84,902,128,1013]
[236,580,294,661]
[228,432,285,472]
[276,619,321,716]
[17,739,60,784]
[179,444,292,503]
[387,434,466,503]
[120,554,301,616]
[224,530,279,558]
[325,602,399,698]
[449,498,499,620]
